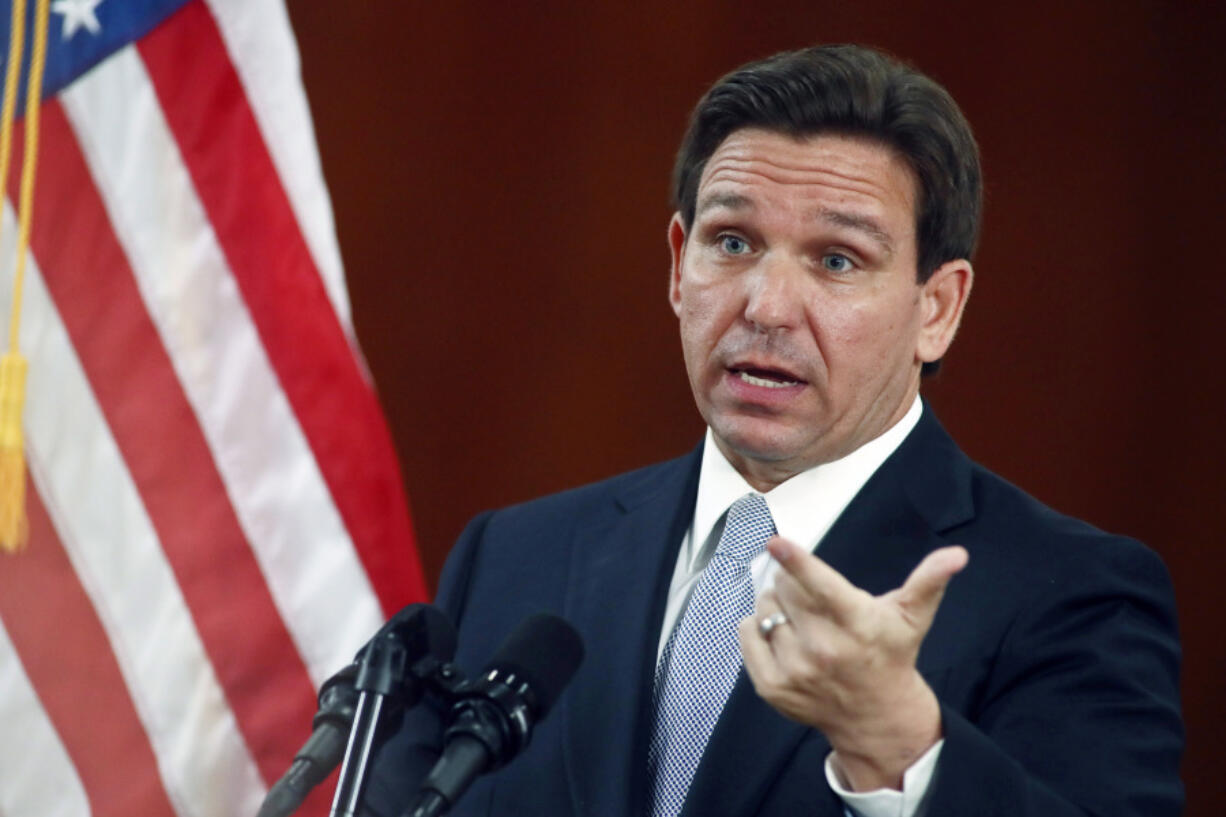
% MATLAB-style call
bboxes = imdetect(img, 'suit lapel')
[561,448,702,817]
[682,406,975,816]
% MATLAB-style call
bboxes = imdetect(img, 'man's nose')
[743,253,804,333]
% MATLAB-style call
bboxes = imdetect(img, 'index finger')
[766,536,865,622]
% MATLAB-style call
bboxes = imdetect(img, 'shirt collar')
[686,395,923,572]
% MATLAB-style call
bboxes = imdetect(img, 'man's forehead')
[696,128,916,206]
[692,129,917,251]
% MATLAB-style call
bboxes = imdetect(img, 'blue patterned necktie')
[648,492,777,817]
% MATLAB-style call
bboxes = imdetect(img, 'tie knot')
[715,493,776,564]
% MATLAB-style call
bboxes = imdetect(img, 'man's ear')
[668,213,687,318]
[916,259,973,365]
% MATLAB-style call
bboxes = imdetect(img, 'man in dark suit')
[362,44,1183,817]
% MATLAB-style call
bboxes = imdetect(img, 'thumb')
[896,545,968,629]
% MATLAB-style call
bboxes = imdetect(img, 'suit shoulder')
[435,448,698,636]
[958,460,1171,596]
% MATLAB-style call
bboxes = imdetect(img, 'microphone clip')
[440,668,537,770]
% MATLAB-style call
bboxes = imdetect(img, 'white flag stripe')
[61,47,384,686]
[203,0,353,337]
[5,203,265,817]
[0,619,91,817]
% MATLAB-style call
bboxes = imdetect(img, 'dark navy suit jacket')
[362,406,1183,816]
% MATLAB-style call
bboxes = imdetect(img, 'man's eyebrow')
[695,192,753,217]
[818,208,895,255]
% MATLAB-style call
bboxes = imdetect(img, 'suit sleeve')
[358,511,495,817]
[924,539,1184,816]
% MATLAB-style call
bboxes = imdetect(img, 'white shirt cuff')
[823,739,943,817]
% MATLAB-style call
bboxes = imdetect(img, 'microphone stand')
[329,633,407,817]
[327,637,465,817]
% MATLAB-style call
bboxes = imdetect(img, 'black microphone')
[258,604,456,817]
[405,613,585,817]
[257,663,360,817]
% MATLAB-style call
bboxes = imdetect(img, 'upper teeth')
[739,371,797,388]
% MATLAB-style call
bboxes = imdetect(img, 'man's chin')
[710,421,815,468]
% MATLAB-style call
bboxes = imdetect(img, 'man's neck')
[717,395,925,493]
[688,395,924,567]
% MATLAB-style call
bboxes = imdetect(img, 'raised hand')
[739,537,968,791]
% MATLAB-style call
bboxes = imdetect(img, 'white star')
[51,0,104,41]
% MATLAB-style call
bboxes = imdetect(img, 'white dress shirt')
[657,395,940,817]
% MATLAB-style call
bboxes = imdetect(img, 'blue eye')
[822,253,854,273]
[719,235,750,254]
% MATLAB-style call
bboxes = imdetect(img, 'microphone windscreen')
[484,613,585,717]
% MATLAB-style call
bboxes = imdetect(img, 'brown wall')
[287,2,1224,812]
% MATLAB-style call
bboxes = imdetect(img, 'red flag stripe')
[139,0,426,614]
[203,0,354,336]
[16,100,317,786]
[0,484,178,817]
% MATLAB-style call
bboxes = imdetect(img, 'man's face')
[669,128,970,489]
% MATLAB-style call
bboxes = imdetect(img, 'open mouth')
[730,367,803,389]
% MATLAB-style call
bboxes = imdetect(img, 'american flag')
[0,1,426,815]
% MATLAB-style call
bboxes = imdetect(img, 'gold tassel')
[0,0,52,554]
[0,352,27,551]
